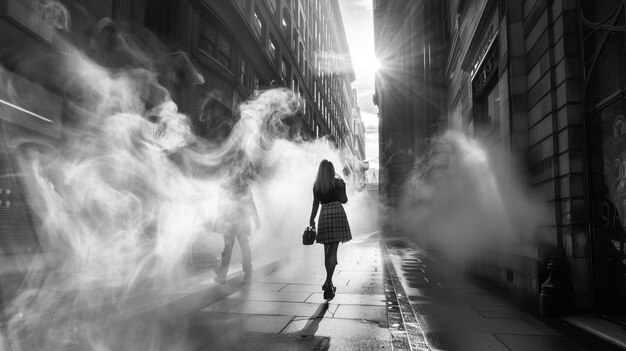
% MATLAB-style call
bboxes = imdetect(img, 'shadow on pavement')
[297,302,331,351]
[299,302,329,337]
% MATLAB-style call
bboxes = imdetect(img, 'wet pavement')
[185,231,391,350]
[144,233,623,350]
[384,239,622,351]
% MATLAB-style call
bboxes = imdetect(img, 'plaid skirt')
[316,202,352,244]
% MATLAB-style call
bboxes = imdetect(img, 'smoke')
[396,130,549,263]
[0,4,381,350]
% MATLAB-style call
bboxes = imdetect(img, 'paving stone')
[281,317,392,350]
[425,331,509,351]
[202,297,241,313]
[280,283,326,293]
[339,264,381,272]
[416,288,510,305]
[333,304,388,324]
[335,271,384,279]
[240,290,313,303]
[227,300,338,317]
[412,302,483,317]
[245,282,288,292]
[259,275,350,285]
[186,324,230,351]
[242,314,295,333]
[190,311,247,329]
[344,276,382,287]
[434,281,479,289]
[474,305,526,318]
[496,334,589,351]
[417,315,559,335]
[305,293,387,306]
[201,330,329,351]
[340,282,385,294]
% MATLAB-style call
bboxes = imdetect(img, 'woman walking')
[309,159,352,300]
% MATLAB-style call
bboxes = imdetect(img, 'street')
[100,231,621,351]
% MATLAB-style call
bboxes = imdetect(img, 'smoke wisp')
[396,130,549,263]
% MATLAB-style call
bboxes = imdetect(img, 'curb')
[381,239,430,351]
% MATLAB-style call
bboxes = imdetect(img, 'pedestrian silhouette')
[214,172,260,283]
[309,159,352,300]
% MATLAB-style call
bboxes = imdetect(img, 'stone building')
[374,0,626,339]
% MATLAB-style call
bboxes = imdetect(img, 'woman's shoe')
[323,282,335,300]
[323,288,330,300]
[214,267,227,284]
[329,285,336,300]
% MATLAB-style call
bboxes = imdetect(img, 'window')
[281,58,289,81]
[269,36,277,61]
[217,34,232,68]
[292,28,298,51]
[253,74,260,91]
[240,58,248,86]
[198,9,235,71]
[476,80,500,141]
[199,22,218,56]
[282,9,291,36]
[484,84,501,130]
[253,9,263,37]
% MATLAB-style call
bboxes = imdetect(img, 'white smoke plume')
[396,130,549,263]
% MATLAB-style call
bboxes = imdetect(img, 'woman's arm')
[309,190,320,227]
[336,178,348,204]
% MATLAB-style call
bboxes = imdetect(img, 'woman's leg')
[215,235,236,283]
[237,235,252,279]
[323,241,339,288]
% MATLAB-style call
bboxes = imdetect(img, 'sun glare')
[370,57,380,71]
[355,55,380,73]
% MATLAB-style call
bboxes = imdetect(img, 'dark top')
[309,178,348,227]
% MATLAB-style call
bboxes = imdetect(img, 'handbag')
[302,226,316,245]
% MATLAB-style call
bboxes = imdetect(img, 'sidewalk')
[167,234,620,351]
[185,231,391,350]
[383,239,622,351]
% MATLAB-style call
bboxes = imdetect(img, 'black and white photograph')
[0,0,624,350]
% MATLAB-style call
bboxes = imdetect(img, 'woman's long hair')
[313,159,335,195]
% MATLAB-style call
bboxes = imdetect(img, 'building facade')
[373,0,447,211]
[374,0,626,335]
[198,0,364,153]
